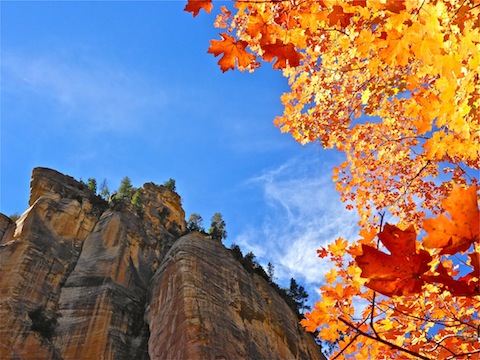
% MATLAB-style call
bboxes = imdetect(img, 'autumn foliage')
[354,187,479,299]
[185,0,479,358]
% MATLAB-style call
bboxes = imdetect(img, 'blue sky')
[1,1,359,295]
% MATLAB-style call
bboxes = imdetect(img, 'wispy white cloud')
[234,153,360,289]
[2,51,169,133]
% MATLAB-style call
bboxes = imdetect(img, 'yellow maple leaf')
[328,237,349,256]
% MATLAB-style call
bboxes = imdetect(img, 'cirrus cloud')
[234,153,360,289]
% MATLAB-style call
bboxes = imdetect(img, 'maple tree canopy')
[185,0,479,358]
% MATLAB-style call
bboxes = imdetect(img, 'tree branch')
[332,316,370,359]
[446,349,480,360]
[338,317,431,360]
[370,212,385,338]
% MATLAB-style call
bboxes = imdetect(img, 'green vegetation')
[131,189,144,216]
[288,278,310,313]
[208,212,227,242]
[187,213,205,233]
[81,175,142,211]
[99,178,110,200]
[117,176,135,201]
[77,175,180,213]
[186,212,227,242]
[87,178,97,194]
[267,262,275,283]
[9,212,20,222]
[228,243,309,318]
[163,178,176,191]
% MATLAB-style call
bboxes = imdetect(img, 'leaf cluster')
[186,0,479,226]
[186,0,480,358]
[355,186,479,298]
[304,186,479,359]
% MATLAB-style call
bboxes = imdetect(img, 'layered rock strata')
[0,167,324,360]
[147,234,323,360]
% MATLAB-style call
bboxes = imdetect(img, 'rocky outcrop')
[1,169,104,359]
[0,167,324,360]
[147,234,322,360]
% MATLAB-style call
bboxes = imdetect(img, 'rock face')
[147,234,323,360]
[0,168,325,360]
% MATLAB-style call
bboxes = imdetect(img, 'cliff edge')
[0,167,324,360]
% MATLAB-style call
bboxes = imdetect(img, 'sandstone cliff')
[0,168,324,360]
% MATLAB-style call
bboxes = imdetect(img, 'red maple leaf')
[384,0,407,14]
[317,247,329,258]
[457,252,480,295]
[261,40,303,69]
[355,224,432,297]
[327,5,354,28]
[423,258,479,297]
[350,0,367,7]
[184,0,213,17]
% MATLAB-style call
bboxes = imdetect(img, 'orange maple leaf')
[300,317,319,332]
[208,33,255,72]
[423,185,479,255]
[184,0,213,17]
[261,40,303,69]
[355,224,432,296]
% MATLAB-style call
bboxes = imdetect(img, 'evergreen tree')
[87,178,97,194]
[288,278,310,313]
[100,178,110,200]
[208,212,227,242]
[288,278,299,302]
[9,212,20,222]
[187,213,205,233]
[131,189,143,215]
[244,251,256,264]
[267,262,275,283]
[243,251,261,270]
[230,243,243,260]
[117,176,134,200]
[163,178,176,192]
